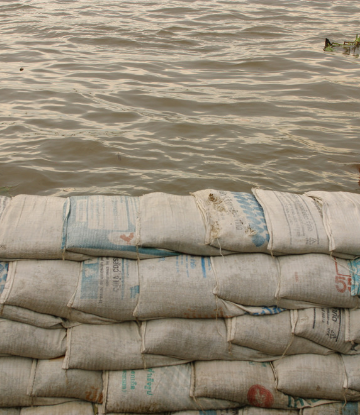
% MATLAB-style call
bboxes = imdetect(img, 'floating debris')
[324,34,360,55]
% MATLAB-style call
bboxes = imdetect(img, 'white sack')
[0,318,66,359]
[306,191,360,256]
[273,354,360,401]
[137,192,231,256]
[342,355,360,393]
[65,195,177,259]
[104,364,238,413]
[228,312,332,356]
[292,308,357,354]
[64,322,186,371]
[252,190,329,254]
[142,318,276,362]
[191,360,290,409]
[28,357,103,403]
[278,254,360,309]
[302,402,360,414]
[0,195,86,260]
[0,260,115,325]
[134,255,245,320]
[0,357,76,407]
[20,402,95,415]
[345,309,360,344]
[193,190,269,253]
[212,254,278,307]
[69,257,139,321]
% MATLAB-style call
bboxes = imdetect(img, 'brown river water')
[1,0,360,197]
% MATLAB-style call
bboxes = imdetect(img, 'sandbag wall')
[0,189,360,414]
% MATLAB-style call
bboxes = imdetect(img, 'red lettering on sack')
[120,233,134,244]
[334,259,351,293]
[247,385,274,408]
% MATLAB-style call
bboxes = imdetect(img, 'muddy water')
[1,0,360,197]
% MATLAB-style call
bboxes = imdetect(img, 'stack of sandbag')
[0,190,359,413]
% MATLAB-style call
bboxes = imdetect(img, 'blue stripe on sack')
[0,262,8,295]
[348,257,360,296]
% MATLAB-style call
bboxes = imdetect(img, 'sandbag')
[0,260,115,325]
[212,254,278,307]
[306,191,360,256]
[137,192,231,256]
[103,364,239,413]
[343,355,360,393]
[278,254,360,309]
[142,318,276,362]
[252,190,329,254]
[239,409,299,415]
[134,255,245,320]
[0,262,8,295]
[20,402,95,415]
[64,195,177,259]
[345,309,360,344]
[0,318,66,359]
[28,357,103,403]
[191,360,290,409]
[227,312,332,356]
[302,402,360,414]
[68,257,139,321]
[349,258,360,296]
[0,195,87,260]
[0,410,20,415]
[273,354,360,401]
[292,308,357,354]
[193,190,269,253]
[64,322,187,371]
[0,305,63,329]
[0,357,76,407]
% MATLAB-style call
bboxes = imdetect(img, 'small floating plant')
[324,34,360,55]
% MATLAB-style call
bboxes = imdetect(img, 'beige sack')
[104,364,238,413]
[0,195,86,260]
[64,322,186,371]
[142,318,276,362]
[278,254,360,309]
[306,191,360,256]
[252,189,329,254]
[228,312,332,356]
[69,257,139,321]
[212,254,278,307]
[302,402,360,414]
[0,260,114,325]
[134,255,245,320]
[292,308,357,354]
[20,402,95,415]
[343,355,360,393]
[28,358,103,403]
[191,360,289,409]
[65,195,176,259]
[273,354,360,401]
[345,309,360,343]
[0,409,20,415]
[239,409,299,415]
[0,318,66,359]
[193,190,270,253]
[0,305,63,329]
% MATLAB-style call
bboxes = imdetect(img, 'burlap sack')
[252,190,329,254]
[28,358,103,403]
[292,308,357,354]
[345,309,360,343]
[277,254,360,309]
[0,195,86,260]
[137,192,232,256]
[65,195,177,259]
[306,191,360,256]
[142,318,276,362]
[19,402,94,415]
[103,364,238,413]
[69,257,139,321]
[228,312,332,356]
[192,190,269,253]
[64,322,186,371]
[134,255,245,320]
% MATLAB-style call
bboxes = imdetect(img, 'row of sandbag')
[2,355,360,412]
[1,312,360,370]
[0,254,359,328]
[3,403,360,415]
[0,189,359,261]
